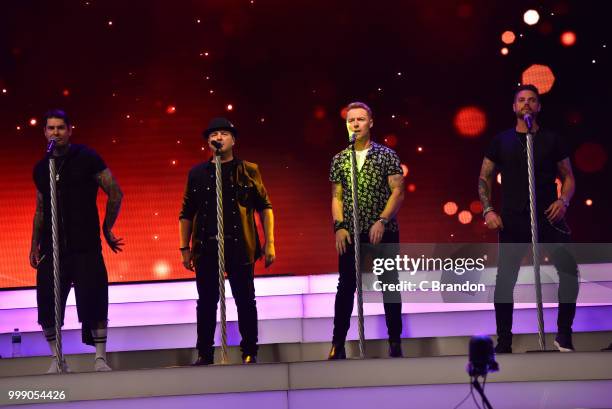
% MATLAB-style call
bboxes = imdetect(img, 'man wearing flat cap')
[179,117,276,365]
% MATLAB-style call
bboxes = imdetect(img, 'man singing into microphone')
[328,102,405,359]
[179,117,275,365]
[30,109,124,372]
[478,84,579,353]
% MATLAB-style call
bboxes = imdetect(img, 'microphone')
[523,113,533,131]
[46,139,57,154]
[211,140,222,150]
[349,133,357,145]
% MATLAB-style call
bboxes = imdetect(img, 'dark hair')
[514,84,540,102]
[346,101,373,119]
[43,109,71,128]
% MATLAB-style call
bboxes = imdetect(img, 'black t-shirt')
[485,128,569,214]
[33,144,107,253]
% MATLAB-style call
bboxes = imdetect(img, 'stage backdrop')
[1,0,609,288]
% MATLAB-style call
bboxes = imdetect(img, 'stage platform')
[1,269,612,408]
[1,350,612,408]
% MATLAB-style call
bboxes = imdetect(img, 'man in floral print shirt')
[328,101,405,359]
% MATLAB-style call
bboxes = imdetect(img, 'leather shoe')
[192,354,214,366]
[494,338,512,354]
[242,354,257,364]
[328,344,346,360]
[389,341,403,358]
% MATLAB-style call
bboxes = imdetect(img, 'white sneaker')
[94,357,112,372]
[47,357,70,374]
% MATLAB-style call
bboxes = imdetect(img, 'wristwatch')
[377,217,389,226]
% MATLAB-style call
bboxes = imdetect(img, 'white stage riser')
[1,305,611,358]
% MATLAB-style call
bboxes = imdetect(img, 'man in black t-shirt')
[478,85,579,353]
[179,117,276,365]
[30,109,124,372]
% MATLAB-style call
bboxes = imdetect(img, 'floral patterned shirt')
[330,141,402,234]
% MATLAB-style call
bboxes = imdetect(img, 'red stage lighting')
[522,64,555,94]
[458,210,473,224]
[561,31,576,47]
[454,106,487,138]
[443,202,458,216]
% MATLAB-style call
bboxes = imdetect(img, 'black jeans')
[195,242,258,356]
[494,211,579,340]
[332,230,402,345]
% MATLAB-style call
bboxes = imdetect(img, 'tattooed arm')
[545,158,575,222]
[96,168,125,252]
[380,174,405,220]
[479,157,503,230]
[369,173,405,245]
[332,183,351,254]
[29,190,44,268]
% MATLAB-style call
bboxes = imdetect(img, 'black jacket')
[180,159,272,263]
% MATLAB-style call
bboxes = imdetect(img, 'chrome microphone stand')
[348,134,365,358]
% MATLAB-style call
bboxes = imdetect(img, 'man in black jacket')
[179,117,275,365]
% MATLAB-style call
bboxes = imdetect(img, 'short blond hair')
[346,101,373,119]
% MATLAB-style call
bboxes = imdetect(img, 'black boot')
[388,340,403,358]
[242,354,257,364]
[192,348,214,366]
[328,343,346,360]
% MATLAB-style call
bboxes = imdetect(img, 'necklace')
[52,156,68,182]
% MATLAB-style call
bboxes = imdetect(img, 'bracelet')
[482,207,494,217]
[179,246,190,251]
[333,220,349,233]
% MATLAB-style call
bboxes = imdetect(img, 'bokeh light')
[29,118,37,126]
[314,106,326,120]
[586,199,593,206]
[153,260,171,279]
[501,31,516,44]
[574,142,608,173]
[470,201,483,214]
[501,47,509,56]
[226,104,234,111]
[454,106,487,138]
[62,89,70,97]
[523,9,540,25]
[166,105,176,114]
[458,210,473,224]
[497,173,502,184]
[561,31,577,47]
[407,183,416,192]
[443,201,459,216]
[522,64,555,94]
[384,134,398,148]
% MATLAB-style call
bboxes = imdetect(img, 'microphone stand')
[47,140,65,373]
[525,117,546,351]
[213,144,229,364]
[348,134,365,359]
[472,377,494,409]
